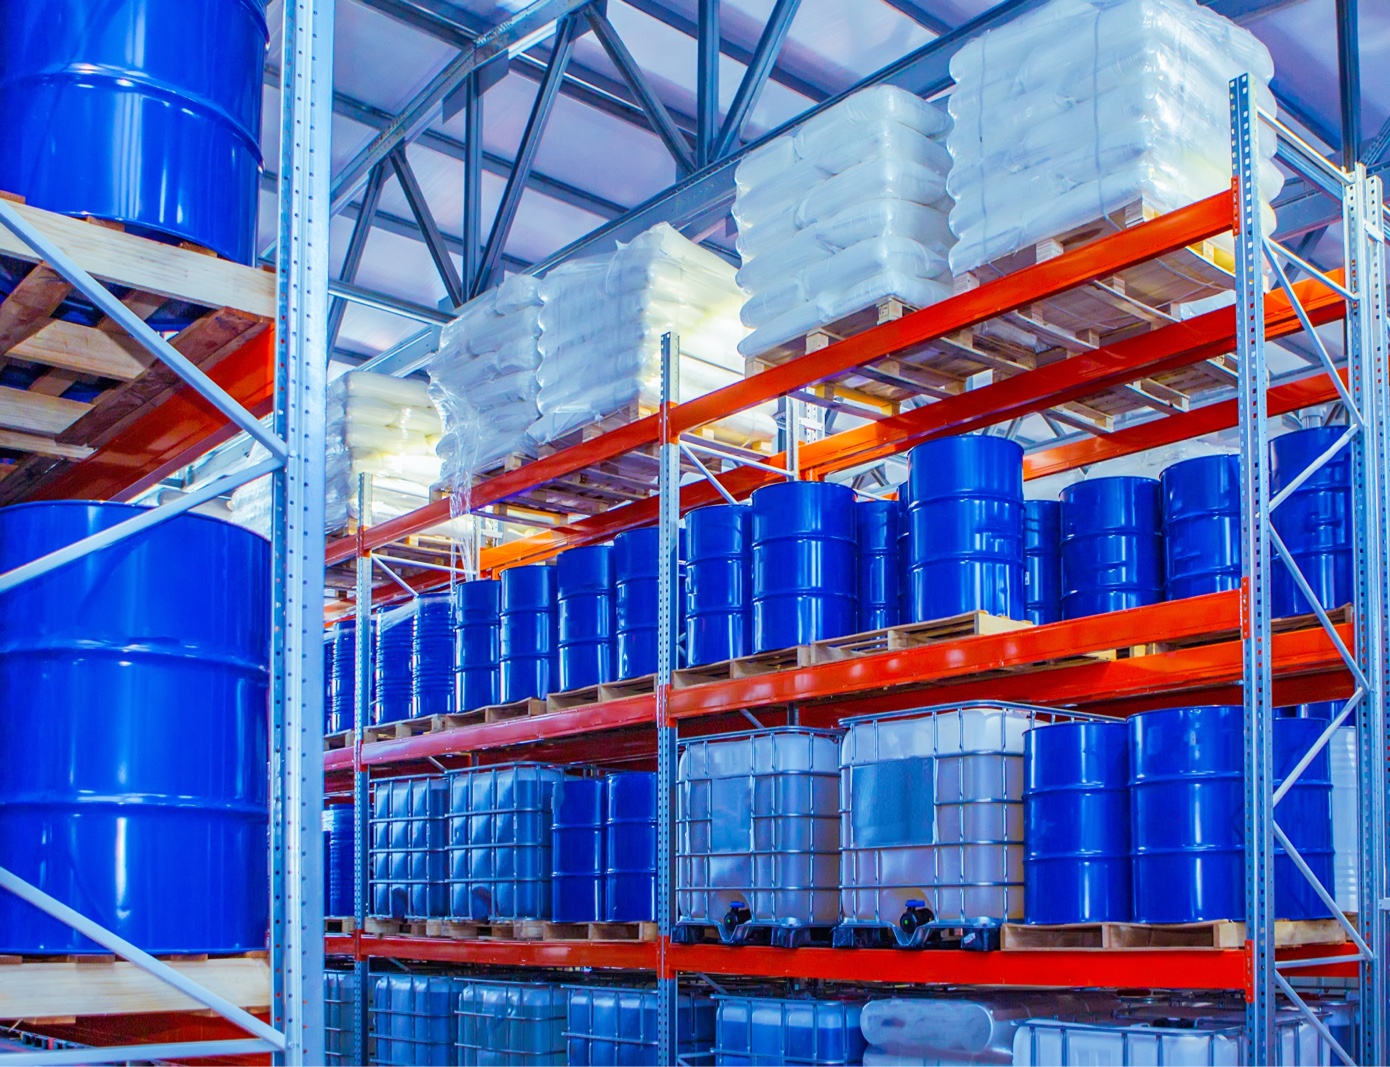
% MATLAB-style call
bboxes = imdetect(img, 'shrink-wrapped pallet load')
[428,274,543,489]
[231,370,442,535]
[732,85,955,360]
[530,222,768,446]
[946,0,1282,276]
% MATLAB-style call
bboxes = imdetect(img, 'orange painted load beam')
[35,328,275,502]
[327,192,1236,567]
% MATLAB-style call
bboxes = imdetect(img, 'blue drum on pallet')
[412,593,453,717]
[606,771,657,922]
[324,804,355,918]
[1162,454,1242,601]
[552,778,606,923]
[0,0,268,264]
[1271,427,1352,618]
[1023,499,1062,625]
[330,618,359,732]
[453,579,499,713]
[855,499,900,631]
[323,629,337,733]
[1130,706,1243,923]
[685,504,751,667]
[750,481,857,652]
[557,545,615,691]
[1023,721,1131,924]
[1274,717,1336,920]
[499,565,557,703]
[0,501,268,953]
[1061,476,1163,619]
[614,527,661,681]
[905,435,1025,622]
[374,602,415,725]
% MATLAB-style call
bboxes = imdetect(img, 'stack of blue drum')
[499,565,557,703]
[322,804,355,918]
[373,603,416,725]
[557,546,616,690]
[1023,706,1336,924]
[411,593,454,716]
[551,771,659,924]
[453,578,499,712]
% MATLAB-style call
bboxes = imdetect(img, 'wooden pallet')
[324,730,352,751]
[744,198,1235,424]
[363,917,430,937]
[672,610,1034,688]
[0,193,275,502]
[325,916,357,936]
[423,919,658,942]
[1001,917,1347,951]
[546,673,657,713]
[0,951,270,1020]
[1131,603,1354,656]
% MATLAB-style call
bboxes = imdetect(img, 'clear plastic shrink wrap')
[530,222,771,446]
[232,370,442,534]
[946,0,1283,275]
[428,273,543,489]
[732,85,955,360]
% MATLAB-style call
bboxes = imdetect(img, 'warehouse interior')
[0,0,1386,1063]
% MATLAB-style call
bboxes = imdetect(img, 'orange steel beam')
[329,934,658,970]
[668,942,1250,989]
[36,327,276,502]
[1024,370,1346,480]
[328,193,1234,567]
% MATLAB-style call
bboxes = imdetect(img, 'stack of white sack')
[946,0,1282,275]
[428,274,543,490]
[324,371,442,529]
[732,85,955,360]
[232,371,443,533]
[531,222,774,447]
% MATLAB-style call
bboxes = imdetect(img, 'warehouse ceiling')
[255,0,1388,385]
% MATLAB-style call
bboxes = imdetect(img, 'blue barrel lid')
[749,480,856,540]
[1270,426,1351,493]
[905,434,1023,502]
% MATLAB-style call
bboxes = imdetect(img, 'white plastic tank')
[1014,1010,1330,1066]
[839,702,1064,935]
[1330,723,1359,913]
[677,727,841,940]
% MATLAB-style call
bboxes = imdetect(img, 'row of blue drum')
[1025,709,1337,925]
[325,425,1351,728]
[326,971,863,1067]
[349,765,657,925]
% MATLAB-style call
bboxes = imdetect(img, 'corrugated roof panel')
[334,0,459,113]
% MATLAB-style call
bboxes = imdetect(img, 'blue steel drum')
[453,579,499,713]
[552,778,606,923]
[0,0,268,264]
[411,594,453,717]
[897,495,911,622]
[1130,706,1243,923]
[324,805,355,918]
[1279,701,1342,719]
[1162,454,1242,601]
[605,771,657,922]
[1023,499,1062,625]
[500,565,557,702]
[323,629,337,733]
[0,501,268,953]
[373,603,415,725]
[750,481,857,652]
[905,435,1025,622]
[685,504,751,667]
[614,527,661,681]
[556,545,616,691]
[330,619,359,732]
[1274,717,1336,920]
[1023,721,1131,924]
[855,499,900,632]
[1060,476,1163,619]
[1270,428,1352,618]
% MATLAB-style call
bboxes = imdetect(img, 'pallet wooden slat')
[0,954,270,1020]
[1001,917,1347,951]
[9,318,148,380]
[0,383,90,435]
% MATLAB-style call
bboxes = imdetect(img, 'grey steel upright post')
[1347,166,1389,1064]
[656,332,682,1063]
[272,0,333,1059]
[354,475,375,1065]
[273,0,333,1060]
[1231,73,1275,1063]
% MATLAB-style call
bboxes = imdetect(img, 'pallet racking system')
[0,0,332,1061]
[318,76,1389,1067]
